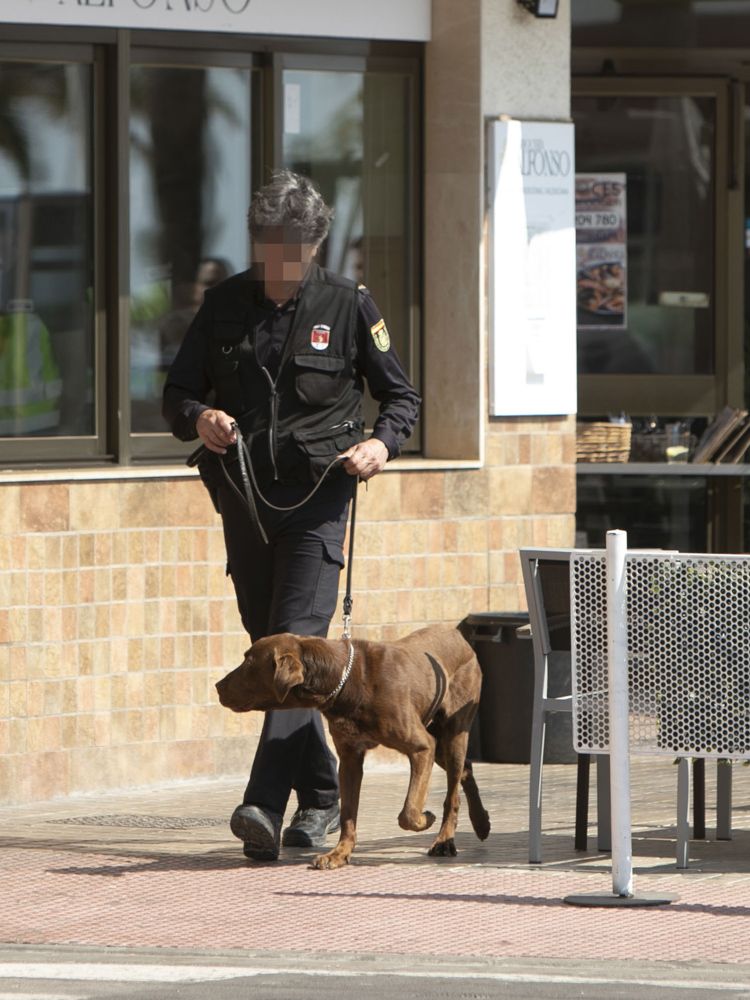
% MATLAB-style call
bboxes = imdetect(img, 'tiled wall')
[0,478,253,804]
[0,416,575,805]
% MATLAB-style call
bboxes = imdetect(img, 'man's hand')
[339,438,389,481]
[196,408,237,455]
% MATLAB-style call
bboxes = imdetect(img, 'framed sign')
[1,0,431,40]
[487,118,577,417]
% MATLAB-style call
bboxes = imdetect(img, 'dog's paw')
[311,851,350,870]
[422,810,436,831]
[398,809,436,833]
[428,838,457,857]
[473,809,491,841]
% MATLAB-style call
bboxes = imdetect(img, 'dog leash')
[342,480,357,640]
[324,484,358,704]
[188,425,352,541]
[188,425,360,641]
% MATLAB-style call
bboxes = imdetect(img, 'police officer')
[163,170,420,861]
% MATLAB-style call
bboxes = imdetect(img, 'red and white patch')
[310,324,331,351]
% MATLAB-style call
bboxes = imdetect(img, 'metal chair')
[520,547,610,864]
[520,546,729,867]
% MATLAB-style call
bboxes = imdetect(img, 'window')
[575,94,715,378]
[0,33,420,466]
[0,53,96,455]
[573,78,730,419]
[577,474,709,551]
[280,61,419,432]
[572,0,750,49]
[129,60,255,436]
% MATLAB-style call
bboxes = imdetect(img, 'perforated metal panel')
[570,552,609,753]
[571,552,750,760]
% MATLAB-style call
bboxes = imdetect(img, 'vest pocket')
[294,353,346,406]
[292,419,364,483]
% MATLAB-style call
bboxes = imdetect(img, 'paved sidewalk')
[2,759,750,969]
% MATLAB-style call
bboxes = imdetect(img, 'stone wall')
[0,433,574,804]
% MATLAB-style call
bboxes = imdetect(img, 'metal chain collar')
[323,640,355,705]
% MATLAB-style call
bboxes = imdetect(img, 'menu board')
[575,173,627,330]
[488,119,577,417]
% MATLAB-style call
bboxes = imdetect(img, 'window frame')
[0,39,108,465]
[0,26,422,468]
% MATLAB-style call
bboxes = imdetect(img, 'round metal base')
[564,892,679,908]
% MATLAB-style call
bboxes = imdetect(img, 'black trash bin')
[461,612,576,764]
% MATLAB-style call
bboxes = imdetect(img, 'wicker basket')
[576,421,632,463]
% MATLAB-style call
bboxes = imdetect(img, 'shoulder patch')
[370,318,391,353]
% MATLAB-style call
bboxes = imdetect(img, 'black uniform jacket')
[162,263,420,487]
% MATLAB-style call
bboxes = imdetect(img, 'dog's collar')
[321,639,355,705]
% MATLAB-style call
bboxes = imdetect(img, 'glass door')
[573,77,737,419]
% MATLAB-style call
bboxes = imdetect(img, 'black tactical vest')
[205,263,365,485]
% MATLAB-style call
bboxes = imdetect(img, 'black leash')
[188,426,348,542]
[342,479,357,639]
[187,426,359,634]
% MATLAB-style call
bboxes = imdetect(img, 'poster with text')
[0,0,430,40]
[575,173,627,329]
[488,119,576,417]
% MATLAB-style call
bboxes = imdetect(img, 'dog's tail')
[461,762,491,841]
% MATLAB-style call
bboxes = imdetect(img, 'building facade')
[571,1,750,556]
[0,1,575,804]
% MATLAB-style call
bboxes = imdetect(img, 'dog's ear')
[272,649,305,702]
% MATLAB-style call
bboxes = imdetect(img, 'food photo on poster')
[575,172,627,329]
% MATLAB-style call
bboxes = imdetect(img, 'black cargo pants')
[216,472,352,818]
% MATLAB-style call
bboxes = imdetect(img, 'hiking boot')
[281,802,341,848]
[230,804,282,861]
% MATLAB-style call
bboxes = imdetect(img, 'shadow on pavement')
[3,821,750,877]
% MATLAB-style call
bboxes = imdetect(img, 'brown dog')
[215,625,490,869]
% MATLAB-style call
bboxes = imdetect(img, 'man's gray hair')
[248,169,334,245]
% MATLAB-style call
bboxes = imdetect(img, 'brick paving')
[2,760,750,965]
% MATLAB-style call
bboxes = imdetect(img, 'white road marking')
[0,994,87,1000]
[0,964,250,983]
[0,963,747,992]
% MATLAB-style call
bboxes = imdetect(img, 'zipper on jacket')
[261,366,279,481]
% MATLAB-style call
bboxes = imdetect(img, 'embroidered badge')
[310,324,331,350]
[370,318,390,353]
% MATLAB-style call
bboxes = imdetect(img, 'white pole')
[606,529,633,898]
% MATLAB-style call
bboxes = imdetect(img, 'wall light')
[516,0,560,17]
